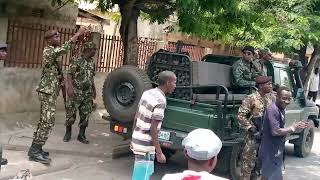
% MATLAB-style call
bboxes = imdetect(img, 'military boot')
[77,126,89,144]
[63,125,72,142]
[28,142,49,157]
[28,143,51,164]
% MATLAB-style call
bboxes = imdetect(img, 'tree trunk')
[298,44,308,67]
[303,44,320,97]
[113,19,120,36]
[119,1,140,66]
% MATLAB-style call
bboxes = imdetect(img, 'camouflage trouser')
[65,95,94,127]
[33,93,57,145]
[240,133,261,180]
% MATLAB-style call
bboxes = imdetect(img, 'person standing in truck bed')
[232,46,262,87]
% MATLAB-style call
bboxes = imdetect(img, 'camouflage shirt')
[69,55,96,97]
[255,59,268,76]
[237,91,275,130]
[232,59,262,87]
[36,41,72,95]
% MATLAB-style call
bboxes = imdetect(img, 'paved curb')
[0,157,73,180]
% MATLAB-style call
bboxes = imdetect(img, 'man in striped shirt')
[131,70,176,180]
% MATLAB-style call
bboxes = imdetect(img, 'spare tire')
[102,65,152,123]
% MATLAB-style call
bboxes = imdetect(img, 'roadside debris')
[10,169,32,180]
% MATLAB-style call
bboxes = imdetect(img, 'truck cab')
[102,50,319,180]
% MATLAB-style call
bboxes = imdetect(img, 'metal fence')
[96,35,157,72]
[6,20,76,69]
[5,21,206,72]
[164,42,206,61]
[5,21,158,72]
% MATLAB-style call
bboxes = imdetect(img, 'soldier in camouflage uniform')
[238,76,275,180]
[28,27,88,164]
[257,48,273,76]
[232,46,262,87]
[62,41,97,144]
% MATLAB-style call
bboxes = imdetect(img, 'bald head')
[157,71,176,94]
[158,71,176,85]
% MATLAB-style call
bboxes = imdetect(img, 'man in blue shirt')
[259,86,308,180]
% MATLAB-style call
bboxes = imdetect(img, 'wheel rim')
[116,82,136,106]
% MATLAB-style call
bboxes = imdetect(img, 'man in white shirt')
[308,68,319,102]
[162,129,228,180]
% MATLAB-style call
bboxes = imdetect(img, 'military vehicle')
[102,49,319,179]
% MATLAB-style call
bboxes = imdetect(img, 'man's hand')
[291,121,308,133]
[78,26,88,35]
[248,127,258,135]
[66,85,75,98]
[156,152,166,164]
[65,77,75,98]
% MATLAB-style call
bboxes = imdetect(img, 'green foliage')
[48,0,320,56]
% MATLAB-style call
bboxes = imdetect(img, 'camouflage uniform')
[65,54,96,127]
[33,41,72,145]
[254,59,268,76]
[232,59,262,87]
[238,91,275,180]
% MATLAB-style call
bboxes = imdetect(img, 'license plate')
[158,131,170,141]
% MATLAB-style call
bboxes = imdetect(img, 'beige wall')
[0,18,8,44]
[3,0,78,28]
[0,68,107,114]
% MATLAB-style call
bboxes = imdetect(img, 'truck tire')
[230,144,242,180]
[294,121,314,157]
[102,65,152,123]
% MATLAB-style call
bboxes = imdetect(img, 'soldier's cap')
[44,30,59,40]
[259,48,272,55]
[182,128,222,161]
[0,43,7,50]
[242,45,255,54]
[256,76,272,84]
[84,41,96,50]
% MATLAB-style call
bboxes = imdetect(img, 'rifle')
[57,61,67,104]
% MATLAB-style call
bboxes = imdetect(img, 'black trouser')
[308,91,318,102]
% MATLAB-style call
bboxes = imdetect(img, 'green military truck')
[102,50,319,179]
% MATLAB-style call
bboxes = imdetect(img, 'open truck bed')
[102,50,319,180]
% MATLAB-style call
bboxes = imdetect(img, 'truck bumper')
[159,128,242,150]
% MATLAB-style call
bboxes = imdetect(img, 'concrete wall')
[0,67,107,114]
[2,0,78,28]
[0,17,8,44]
